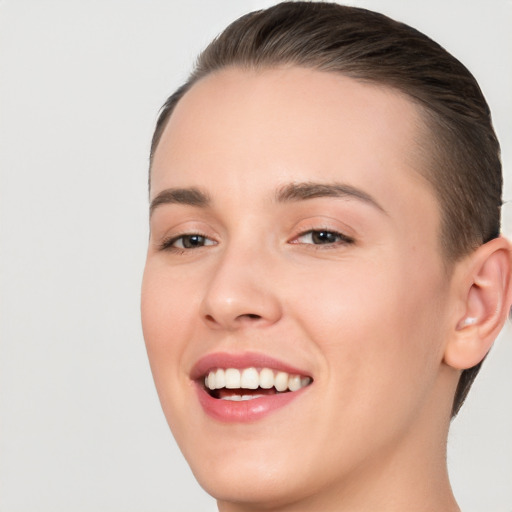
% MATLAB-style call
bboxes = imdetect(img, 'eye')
[293,229,354,246]
[161,233,217,251]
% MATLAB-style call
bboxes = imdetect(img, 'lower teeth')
[220,394,265,401]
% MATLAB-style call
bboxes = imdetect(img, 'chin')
[175,428,320,507]
[192,459,315,510]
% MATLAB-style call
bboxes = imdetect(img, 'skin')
[142,67,467,511]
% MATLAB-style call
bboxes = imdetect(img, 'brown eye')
[311,231,339,244]
[162,233,217,251]
[178,235,209,248]
[295,230,353,246]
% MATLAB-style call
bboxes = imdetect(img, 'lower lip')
[195,383,308,423]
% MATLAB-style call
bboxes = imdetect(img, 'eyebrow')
[275,182,386,213]
[150,187,211,216]
[150,181,386,216]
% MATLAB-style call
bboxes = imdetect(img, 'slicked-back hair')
[149,1,503,417]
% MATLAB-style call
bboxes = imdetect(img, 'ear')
[444,237,512,370]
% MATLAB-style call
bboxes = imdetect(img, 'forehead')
[151,66,438,230]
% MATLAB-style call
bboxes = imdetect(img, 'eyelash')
[292,229,355,248]
[158,233,217,253]
[158,228,354,253]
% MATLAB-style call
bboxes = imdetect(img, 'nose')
[200,244,283,331]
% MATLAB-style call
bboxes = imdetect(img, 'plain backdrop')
[1,1,511,511]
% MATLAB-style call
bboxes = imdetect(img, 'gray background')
[1,1,510,511]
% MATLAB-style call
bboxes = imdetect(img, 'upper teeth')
[204,367,311,392]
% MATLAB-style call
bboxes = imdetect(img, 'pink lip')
[195,384,308,423]
[190,351,310,380]
[190,352,312,423]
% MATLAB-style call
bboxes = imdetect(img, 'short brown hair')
[150,1,503,416]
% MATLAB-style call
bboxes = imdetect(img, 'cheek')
[140,263,197,394]
[141,260,197,339]
[290,255,448,404]
[140,262,208,450]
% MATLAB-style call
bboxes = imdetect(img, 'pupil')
[184,235,204,248]
[312,231,336,244]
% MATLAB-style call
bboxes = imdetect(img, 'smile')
[204,367,312,401]
[192,353,313,422]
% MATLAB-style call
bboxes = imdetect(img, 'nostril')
[236,313,263,322]
[203,312,263,328]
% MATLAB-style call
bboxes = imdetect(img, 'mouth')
[203,367,312,401]
[191,353,313,422]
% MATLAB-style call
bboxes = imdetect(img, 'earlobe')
[456,316,477,329]
[444,237,512,370]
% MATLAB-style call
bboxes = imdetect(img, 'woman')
[141,3,511,510]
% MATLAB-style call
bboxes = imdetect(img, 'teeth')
[301,377,311,388]
[225,368,241,389]
[221,394,265,401]
[207,370,216,390]
[288,375,302,392]
[203,367,312,393]
[240,368,259,389]
[274,371,288,392]
[215,368,226,388]
[259,368,274,389]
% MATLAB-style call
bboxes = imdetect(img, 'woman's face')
[142,67,455,508]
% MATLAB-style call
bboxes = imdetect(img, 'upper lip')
[190,351,312,380]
